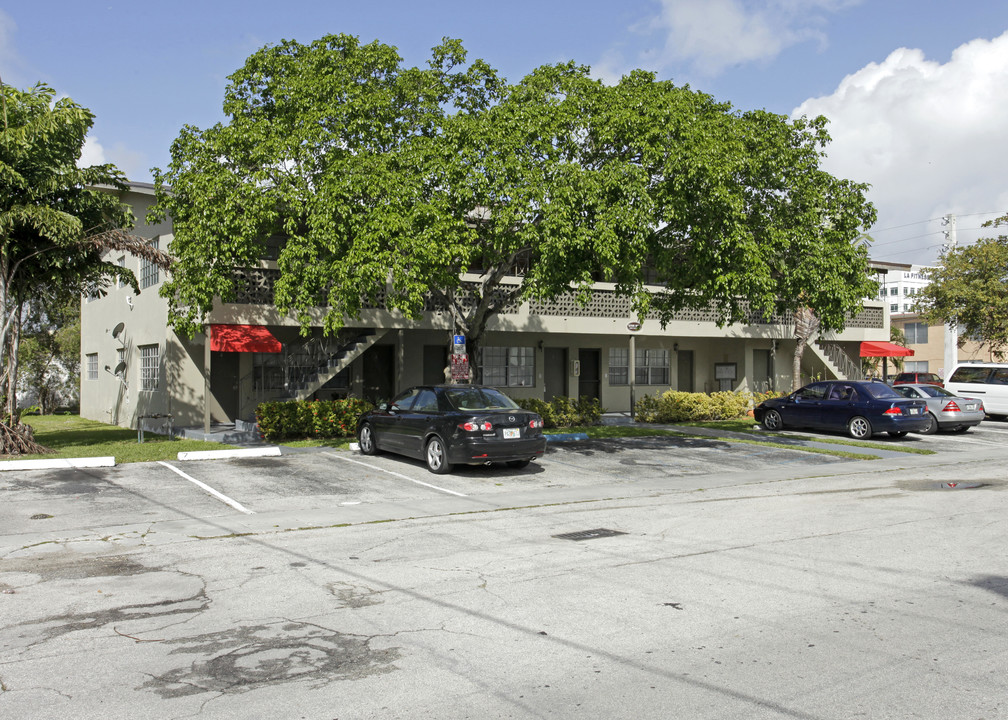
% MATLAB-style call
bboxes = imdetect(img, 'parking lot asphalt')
[3,416,1008,720]
[4,418,1008,554]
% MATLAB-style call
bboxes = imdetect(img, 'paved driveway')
[3,420,1008,720]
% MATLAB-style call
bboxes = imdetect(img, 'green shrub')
[514,395,604,428]
[634,390,754,423]
[256,397,374,441]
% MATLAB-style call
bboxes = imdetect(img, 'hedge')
[256,397,374,441]
[513,396,604,428]
[634,390,784,423]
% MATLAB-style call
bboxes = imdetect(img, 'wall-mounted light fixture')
[673,342,679,352]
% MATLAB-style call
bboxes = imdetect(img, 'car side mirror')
[378,402,389,412]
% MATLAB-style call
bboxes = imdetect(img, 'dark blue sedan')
[753,380,930,439]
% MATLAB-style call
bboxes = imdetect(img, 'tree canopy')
[0,82,169,447]
[152,34,877,372]
[914,213,1008,357]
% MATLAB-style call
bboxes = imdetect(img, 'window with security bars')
[140,344,159,391]
[635,348,670,385]
[117,256,127,288]
[140,238,160,288]
[86,353,98,380]
[609,348,629,385]
[481,346,534,387]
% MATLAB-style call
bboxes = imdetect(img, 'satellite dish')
[113,361,127,376]
[112,322,125,339]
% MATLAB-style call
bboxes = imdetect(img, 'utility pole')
[942,214,958,379]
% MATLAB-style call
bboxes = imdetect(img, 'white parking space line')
[323,452,467,497]
[157,461,255,514]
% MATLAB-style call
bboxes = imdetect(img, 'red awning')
[859,341,914,358]
[210,324,282,353]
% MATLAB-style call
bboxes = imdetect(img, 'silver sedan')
[892,383,985,434]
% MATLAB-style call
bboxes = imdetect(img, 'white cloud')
[79,136,108,167]
[641,0,857,76]
[79,135,148,180]
[793,32,1008,262]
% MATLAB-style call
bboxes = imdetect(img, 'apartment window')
[139,344,159,391]
[905,361,929,372]
[904,322,929,344]
[635,348,670,385]
[86,353,98,380]
[609,348,629,385]
[889,287,898,296]
[890,303,899,313]
[117,256,127,288]
[481,346,534,387]
[140,238,160,289]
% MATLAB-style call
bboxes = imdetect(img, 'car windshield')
[443,387,520,411]
[862,382,901,399]
[919,385,955,397]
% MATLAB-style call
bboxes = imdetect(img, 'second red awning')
[859,340,914,358]
[210,324,282,353]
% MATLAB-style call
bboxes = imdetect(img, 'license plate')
[907,408,919,415]
[966,403,978,411]
[503,428,520,439]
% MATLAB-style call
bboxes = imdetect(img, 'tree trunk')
[791,337,807,392]
[6,302,22,419]
[791,306,820,392]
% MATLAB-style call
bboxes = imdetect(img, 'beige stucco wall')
[891,314,993,378]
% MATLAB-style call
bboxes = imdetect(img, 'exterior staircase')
[291,329,389,400]
[810,339,863,381]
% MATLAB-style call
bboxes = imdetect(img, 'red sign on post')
[451,353,470,382]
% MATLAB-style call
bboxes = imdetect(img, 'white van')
[945,363,1008,416]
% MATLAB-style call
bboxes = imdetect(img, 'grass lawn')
[10,415,241,464]
[4,414,931,466]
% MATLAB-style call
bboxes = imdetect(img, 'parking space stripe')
[157,461,255,514]
[323,452,467,497]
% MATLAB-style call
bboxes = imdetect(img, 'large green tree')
[17,296,81,414]
[152,34,877,382]
[0,82,170,451]
[914,213,1008,358]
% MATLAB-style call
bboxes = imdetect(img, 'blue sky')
[3,0,1008,264]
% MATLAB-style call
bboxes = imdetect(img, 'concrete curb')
[177,447,282,461]
[544,432,590,442]
[0,456,116,472]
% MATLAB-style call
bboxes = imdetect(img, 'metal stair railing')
[815,341,863,381]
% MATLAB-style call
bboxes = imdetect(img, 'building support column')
[204,325,211,434]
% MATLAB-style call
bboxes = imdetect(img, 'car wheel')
[888,431,908,438]
[847,416,872,440]
[506,459,531,469]
[921,412,939,435]
[425,436,453,475]
[762,409,783,431]
[358,423,378,455]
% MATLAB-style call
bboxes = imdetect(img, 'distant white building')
[878,265,931,317]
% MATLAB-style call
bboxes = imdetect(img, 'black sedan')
[356,385,547,474]
[754,380,930,439]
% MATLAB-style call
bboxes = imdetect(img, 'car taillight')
[529,419,543,429]
[459,421,493,431]
[942,401,961,413]
[883,406,903,416]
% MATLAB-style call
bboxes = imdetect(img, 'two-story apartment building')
[80,183,891,434]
